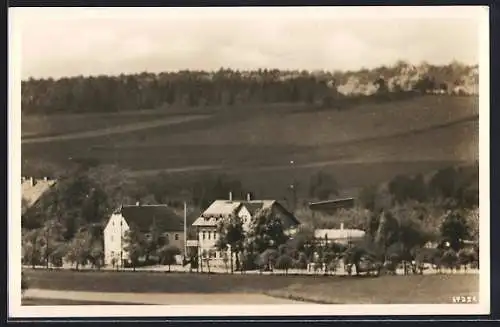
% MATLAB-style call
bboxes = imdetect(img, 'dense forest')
[21,60,478,115]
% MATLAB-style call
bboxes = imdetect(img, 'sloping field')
[21,95,479,195]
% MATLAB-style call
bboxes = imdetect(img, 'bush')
[441,249,458,269]
[294,252,308,270]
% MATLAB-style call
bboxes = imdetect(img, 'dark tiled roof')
[120,205,184,232]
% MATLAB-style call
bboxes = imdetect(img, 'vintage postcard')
[9,6,490,319]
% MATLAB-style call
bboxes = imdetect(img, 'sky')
[11,6,486,80]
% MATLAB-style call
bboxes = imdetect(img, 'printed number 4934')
[452,295,477,303]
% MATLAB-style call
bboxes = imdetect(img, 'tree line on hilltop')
[21,159,478,272]
[22,60,478,115]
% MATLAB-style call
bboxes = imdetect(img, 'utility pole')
[290,183,297,213]
[120,218,123,271]
[184,201,187,258]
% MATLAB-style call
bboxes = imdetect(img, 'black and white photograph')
[9,6,490,318]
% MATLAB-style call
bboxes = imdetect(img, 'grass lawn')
[23,269,479,304]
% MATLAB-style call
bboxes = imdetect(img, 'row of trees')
[212,201,478,276]
[22,222,104,270]
[21,61,478,115]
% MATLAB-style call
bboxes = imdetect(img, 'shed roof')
[309,198,355,212]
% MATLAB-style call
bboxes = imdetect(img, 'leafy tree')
[221,251,230,273]
[257,248,279,272]
[458,248,476,271]
[123,227,147,271]
[441,248,458,270]
[216,215,244,273]
[22,229,43,268]
[464,207,479,242]
[286,224,315,258]
[275,254,294,275]
[440,210,470,251]
[88,242,104,269]
[295,252,308,270]
[245,208,288,255]
[49,243,68,268]
[65,229,92,270]
[308,171,339,201]
[157,245,181,271]
[39,220,66,269]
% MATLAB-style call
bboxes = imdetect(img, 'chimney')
[340,222,344,230]
[246,193,251,201]
[229,192,233,201]
[30,177,35,187]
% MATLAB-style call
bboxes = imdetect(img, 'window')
[207,231,211,240]
[175,234,179,241]
[202,231,206,240]
[213,231,217,239]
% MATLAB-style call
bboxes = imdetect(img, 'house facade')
[103,203,185,267]
[190,195,301,265]
[314,224,366,246]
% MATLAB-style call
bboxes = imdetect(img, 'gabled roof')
[192,199,301,227]
[201,200,242,218]
[119,204,184,233]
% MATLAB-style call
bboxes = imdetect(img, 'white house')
[190,193,301,265]
[103,203,185,267]
[314,224,366,246]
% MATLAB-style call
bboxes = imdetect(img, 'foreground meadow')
[23,269,479,305]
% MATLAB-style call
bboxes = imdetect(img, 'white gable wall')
[103,213,130,267]
[237,206,253,232]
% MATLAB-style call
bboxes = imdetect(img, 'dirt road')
[24,288,305,305]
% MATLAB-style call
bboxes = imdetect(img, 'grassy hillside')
[21,95,479,198]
